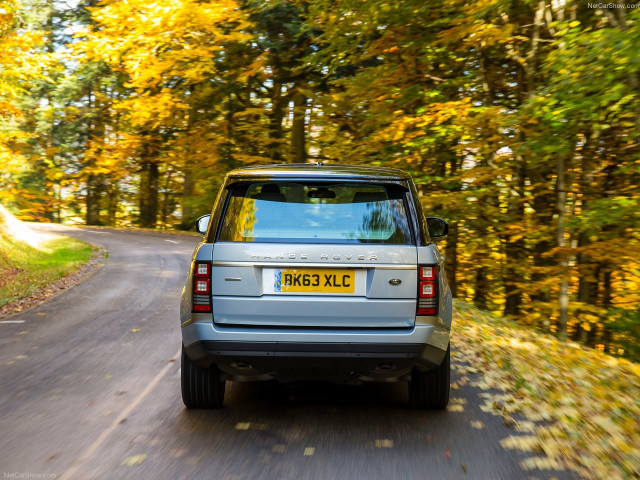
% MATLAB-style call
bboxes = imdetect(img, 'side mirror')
[195,214,210,235]
[426,217,449,238]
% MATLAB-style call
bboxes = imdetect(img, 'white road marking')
[0,320,26,324]
[59,348,182,480]
[164,239,178,244]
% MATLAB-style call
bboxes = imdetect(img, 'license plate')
[274,269,355,293]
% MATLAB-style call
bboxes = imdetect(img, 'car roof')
[225,163,412,182]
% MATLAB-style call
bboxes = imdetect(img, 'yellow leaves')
[0,1,54,207]
[237,52,269,82]
[453,300,640,479]
[376,98,474,146]
[116,89,189,128]
[77,0,251,92]
[500,434,538,452]
[0,2,48,109]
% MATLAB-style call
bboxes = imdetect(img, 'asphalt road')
[0,226,577,480]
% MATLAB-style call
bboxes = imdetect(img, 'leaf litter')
[452,300,640,480]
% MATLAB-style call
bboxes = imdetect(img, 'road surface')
[0,226,576,480]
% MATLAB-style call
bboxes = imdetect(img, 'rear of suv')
[179,164,452,409]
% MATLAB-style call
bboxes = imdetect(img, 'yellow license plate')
[275,269,355,293]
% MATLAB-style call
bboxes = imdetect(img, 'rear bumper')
[182,318,449,382]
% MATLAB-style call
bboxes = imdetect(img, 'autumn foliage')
[1,1,639,356]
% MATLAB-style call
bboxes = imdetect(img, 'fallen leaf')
[46,452,61,462]
[503,416,516,428]
[304,447,315,456]
[470,420,485,429]
[445,447,451,459]
[121,454,147,466]
[375,439,394,448]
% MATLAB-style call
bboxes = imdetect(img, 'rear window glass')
[218,182,413,244]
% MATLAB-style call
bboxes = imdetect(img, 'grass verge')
[453,299,640,480]
[0,215,94,308]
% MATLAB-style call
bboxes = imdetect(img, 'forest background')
[1,0,638,359]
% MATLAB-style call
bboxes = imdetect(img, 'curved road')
[0,226,575,480]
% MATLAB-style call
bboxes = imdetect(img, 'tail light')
[192,261,212,313]
[417,265,438,315]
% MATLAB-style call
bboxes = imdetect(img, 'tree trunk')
[268,81,286,161]
[503,237,525,316]
[161,169,174,229]
[528,165,556,305]
[85,174,102,225]
[181,168,194,229]
[106,183,119,226]
[139,160,159,228]
[443,154,460,298]
[503,163,526,317]
[291,91,307,163]
[444,221,458,298]
[474,267,488,310]
[556,152,569,340]
[181,95,197,229]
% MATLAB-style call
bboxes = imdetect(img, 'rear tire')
[409,343,450,409]
[181,345,226,409]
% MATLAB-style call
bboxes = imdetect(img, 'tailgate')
[211,243,417,328]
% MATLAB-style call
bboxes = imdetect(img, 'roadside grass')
[453,299,640,480]
[0,213,93,308]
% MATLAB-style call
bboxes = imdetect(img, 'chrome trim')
[224,277,242,282]
[212,261,417,270]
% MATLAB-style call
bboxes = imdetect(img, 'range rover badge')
[389,279,402,286]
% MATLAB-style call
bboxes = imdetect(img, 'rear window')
[218,182,413,244]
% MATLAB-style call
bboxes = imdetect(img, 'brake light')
[417,264,438,315]
[192,262,212,313]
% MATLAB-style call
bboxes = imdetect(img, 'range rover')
[179,164,452,409]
